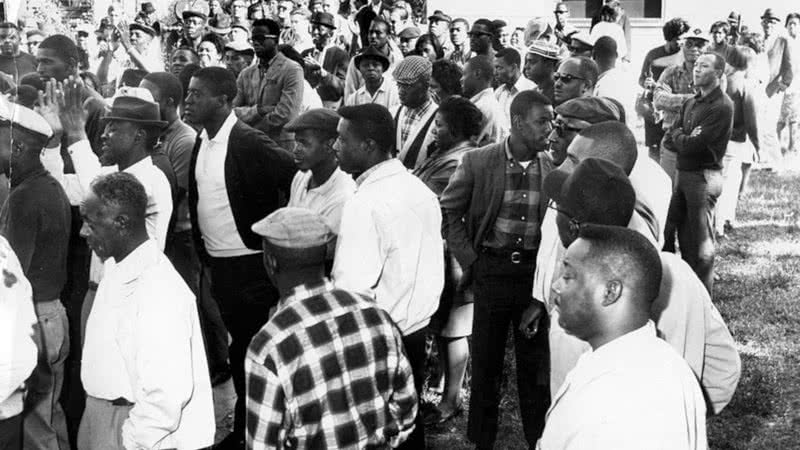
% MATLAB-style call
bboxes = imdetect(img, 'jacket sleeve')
[332,197,385,297]
[780,36,794,87]
[255,133,297,201]
[439,154,478,269]
[701,301,742,415]
[256,62,304,132]
[233,70,261,123]
[670,101,733,155]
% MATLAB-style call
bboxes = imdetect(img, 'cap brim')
[209,26,231,34]
[543,169,570,205]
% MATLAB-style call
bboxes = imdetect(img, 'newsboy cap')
[252,207,334,249]
[393,56,432,83]
[285,108,341,134]
[555,97,624,124]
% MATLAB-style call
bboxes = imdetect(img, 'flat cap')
[398,26,421,39]
[527,40,560,59]
[555,97,623,123]
[285,108,341,133]
[310,12,336,29]
[393,56,432,83]
[129,22,157,37]
[252,207,334,249]
[570,31,593,47]
[0,95,53,139]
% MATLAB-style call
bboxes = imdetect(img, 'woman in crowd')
[429,59,463,104]
[415,34,444,62]
[198,33,226,68]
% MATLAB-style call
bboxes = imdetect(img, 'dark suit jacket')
[188,118,297,262]
[439,142,554,268]
[301,46,349,102]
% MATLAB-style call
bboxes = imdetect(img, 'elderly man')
[664,52,733,295]
[246,208,418,449]
[440,90,555,449]
[344,18,403,100]
[0,94,71,450]
[540,225,707,448]
[79,172,213,450]
[463,55,508,145]
[495,47,537,129]
[525,40,561,104]
[233,18,304,149]
[554,56,598,106]
[392,56,438,169]
[301,12,349,108]
[285,109,355,237]
[332,103,444,450]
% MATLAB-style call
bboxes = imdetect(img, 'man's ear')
[114,213,131,232]
[601,279,623,307]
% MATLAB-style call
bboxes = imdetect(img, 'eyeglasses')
[548,200,583,235]
[551,120,585,137]
[468,31,492,38]
[554,10,568,15]
[552,73,585,83]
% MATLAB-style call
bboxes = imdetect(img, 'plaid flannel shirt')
[398,99,435,149]
[245,280,417,449]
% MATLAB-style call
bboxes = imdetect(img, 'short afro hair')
[191,66,237,103]
[495,47,521,68]
[438,96,483,140]
[662,17,690,42]
[337,103,395,153]
[90,172,148,224]
[38,34,79,66]
[142,72,184,107]
[510,89,552,122]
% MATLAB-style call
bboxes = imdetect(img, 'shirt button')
[521,216,526,220]
[522,194,527,199]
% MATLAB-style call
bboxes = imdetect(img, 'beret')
[393,55,432,83]
[285,108,341,133]
[398,26,421,39]
[555,97,623,123]
[252,207,334,249]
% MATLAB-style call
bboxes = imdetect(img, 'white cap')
[0,94,53,139]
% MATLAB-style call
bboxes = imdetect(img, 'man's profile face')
[80,192,121,261]
[100,120,140,166]
[184,77,220,124]
[225,50,252,76]
[397,78,429,108]
[554,4,569,26]
[36,48,72,82]
[514,104,554,152]
[333,119,364,174]
[468,23,492,54]
[550,238,602,340]
[494,57,515,86]
[0,27,21,56]
[293,129,332,171]
[553,59,588,105]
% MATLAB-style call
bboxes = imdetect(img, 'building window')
[563,0,662,19]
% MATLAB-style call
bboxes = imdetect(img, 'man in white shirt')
[539,224,707,449]
[495,47,537,130]
[285,108,355,239]
[463,55,509,145]
[344,18,404,100]
[79,172,214,450]
[344,45,400,110]
[592,36,637,129]
[332,103,444,450]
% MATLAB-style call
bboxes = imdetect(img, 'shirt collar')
[470,87,495,103]
[695,85,723,102]
[503,137,539,164]
[279,278,335,308]
[305,166,345,194]
[108,239,160,284]
[355,158,401,186]
[200,111,238,144]
[123,155,155,177]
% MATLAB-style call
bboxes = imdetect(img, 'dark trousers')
[166,231,229,377]
[398,328,426,450]
[664,169,723,295]
[207,254,278,436]
[467,253,550,449]
[0,415,22,450]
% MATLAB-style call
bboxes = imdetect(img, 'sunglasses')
[551,120,585,137]
[553,73,585,83]
[251,34,277,43]
[548,200,583,235]
[468,31,493,38]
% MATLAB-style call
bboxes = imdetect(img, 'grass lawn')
[425,169,800,449]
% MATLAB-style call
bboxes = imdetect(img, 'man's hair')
[662,17,690,42]
[431,59,463,97]
[571,56,599,87]
[0,22,18,31]
[700,51,726,74]
[172,46,199,61]
[201,33,226,55]
[509,89,551,121]
[337,104,395,152]
[787,13,800,27]
[90,172,148,225]
[577,224,663,307]
[466,55,494,82]
[178,63,201,98]
[495,47,521,67]
[599,4,618,22]
[38,34,79,63]
[192,67,237,102]
[438,96,483,140]
[593,36,617,60]
[450,18,469,29]
[710,20,730,34]
[575,121,637,174]
[142,72,184,107]
[252,18,281,34]
[119,68,148,88]
[19,72,44,91]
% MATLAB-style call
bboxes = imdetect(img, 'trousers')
[396,329,426,450]
[77,397,132,450]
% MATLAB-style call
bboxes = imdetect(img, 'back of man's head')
[572,56,599,88]
[192,66,237,103]
[142,72,184,109]
[574,121,637,174]
[337,104,395,153]
[119,68,148,88]
[466,54,494,82]
[592,36,618,64]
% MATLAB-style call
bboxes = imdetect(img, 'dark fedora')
[129,22,157,37]
[141,2,156,14]
[310,12,336,29]
[354,46,390,71]
[102,87,167,128]
[761,8,781,22]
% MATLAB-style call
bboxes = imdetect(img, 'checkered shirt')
[398,99,435,149]
[484,140,543,250]
[245,280,418,449]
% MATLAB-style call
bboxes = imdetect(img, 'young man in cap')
[170,8,207,53]
[524,40,561,104]
[593,36,637,129]
[468,19,495,58]
[492,20,511,49]
[246,207,418,449]
[428,9,453,58]
[567,31,593,57]
[333,103,443,449]
[137,2,160,34]
[391,55,437,169]
[234,18,304,149]
[301,12,349,108]
[540,224,707,448]
[397,26,421,56]
[448,18,471,67]
[285,108,355,237]
[654,28,708,185]
[0,23,37,81]
[184,67,295,447]
[344,18,403,100]
[344,45,399,109]
[0,94,72,450]
[439,90,555,449]
[553,56,599,106]
[495,47,537,130]
[760,8,794,169]
[224,41,255,78]
[463,55,508,145]
[78,172,214,450]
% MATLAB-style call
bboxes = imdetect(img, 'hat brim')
[310,21,336,29]
[761,16,780,22]
[101,115,168,128]
[543,169,570,206]
[354,54,390,71]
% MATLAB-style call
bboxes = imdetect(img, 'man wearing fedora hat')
[760,7,794,169]
[301,12,349,108]
[344,17,404,100]
[344,45,399,109]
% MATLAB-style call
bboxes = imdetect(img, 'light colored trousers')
[716,141,752,233]
[760,91,784,165]
[77,397,132,450]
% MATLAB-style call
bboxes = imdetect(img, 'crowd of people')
[2,0,799,448]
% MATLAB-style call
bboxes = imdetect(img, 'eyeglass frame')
[552,72,586,83]
[551,119,586,137]
[548,199,583,236]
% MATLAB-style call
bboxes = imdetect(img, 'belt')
[480,246,536,264]
[110,397,134,407]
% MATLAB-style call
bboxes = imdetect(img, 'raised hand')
[58,76,89,146]
[37,79,64,142]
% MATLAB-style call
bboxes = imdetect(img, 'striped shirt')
[483,141,542,250]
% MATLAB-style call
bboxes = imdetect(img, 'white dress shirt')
[495,75,537,129]
[471,87,509,145]
[195,111,260,257]
[41,141,173,283]
[333,159,444,335]
[0,236,36,419]
[81,239,214,450]
[288,167,356,235]
[344,77,401,110]
[538,322,707,450]
[594,66,638,129]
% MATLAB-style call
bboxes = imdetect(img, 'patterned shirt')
[653,62,695,132]
[398,99,435,149]
[484,140,542,250]
[245,280,418,449]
